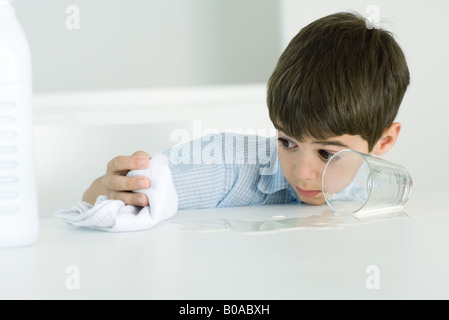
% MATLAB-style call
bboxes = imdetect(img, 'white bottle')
[0,0,38,247]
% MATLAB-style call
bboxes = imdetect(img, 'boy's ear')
[372,122,401,156]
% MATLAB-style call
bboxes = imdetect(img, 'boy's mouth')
[296,187,321,198]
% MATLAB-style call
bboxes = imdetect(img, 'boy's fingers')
[107,154,149,172]
[104,175,151,191]
[107,156,131,172]
[108,191,149,207]
[131,151,150,169]
[131,150,150,158]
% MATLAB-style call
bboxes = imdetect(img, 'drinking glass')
[322,150,413,215]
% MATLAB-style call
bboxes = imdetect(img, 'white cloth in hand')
[54,152,178,232]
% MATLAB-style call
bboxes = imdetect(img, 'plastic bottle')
[0,0,39,247]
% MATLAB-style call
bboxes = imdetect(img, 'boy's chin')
[299,195,326,205]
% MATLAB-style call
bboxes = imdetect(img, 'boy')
[82,12,410,209]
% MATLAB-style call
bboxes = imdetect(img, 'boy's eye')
[318,149,335,161]
[278,137,297,149]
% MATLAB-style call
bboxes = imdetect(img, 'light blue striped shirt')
[163,132,301,210]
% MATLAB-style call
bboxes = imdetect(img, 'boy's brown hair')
[267,12,410,151]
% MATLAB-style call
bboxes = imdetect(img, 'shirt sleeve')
[163,132,298,210]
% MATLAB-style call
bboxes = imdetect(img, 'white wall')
[14,0,281,92]
[281,0,449,194]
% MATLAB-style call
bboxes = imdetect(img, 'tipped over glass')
[322,150,413,215]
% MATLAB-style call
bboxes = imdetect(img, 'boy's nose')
[294,156,320,181]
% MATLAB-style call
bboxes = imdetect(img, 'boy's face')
[277,130,370,205]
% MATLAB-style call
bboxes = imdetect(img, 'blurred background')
[11,0,449,216]
[15,0,281,91]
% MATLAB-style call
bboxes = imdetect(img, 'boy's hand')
[102,151,151,206]
[82,151,151,206]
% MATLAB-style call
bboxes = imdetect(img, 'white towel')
[54,152,178,232]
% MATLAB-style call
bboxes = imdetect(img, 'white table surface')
[1,191,448,300]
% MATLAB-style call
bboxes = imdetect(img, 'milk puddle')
[170,209,409,233]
